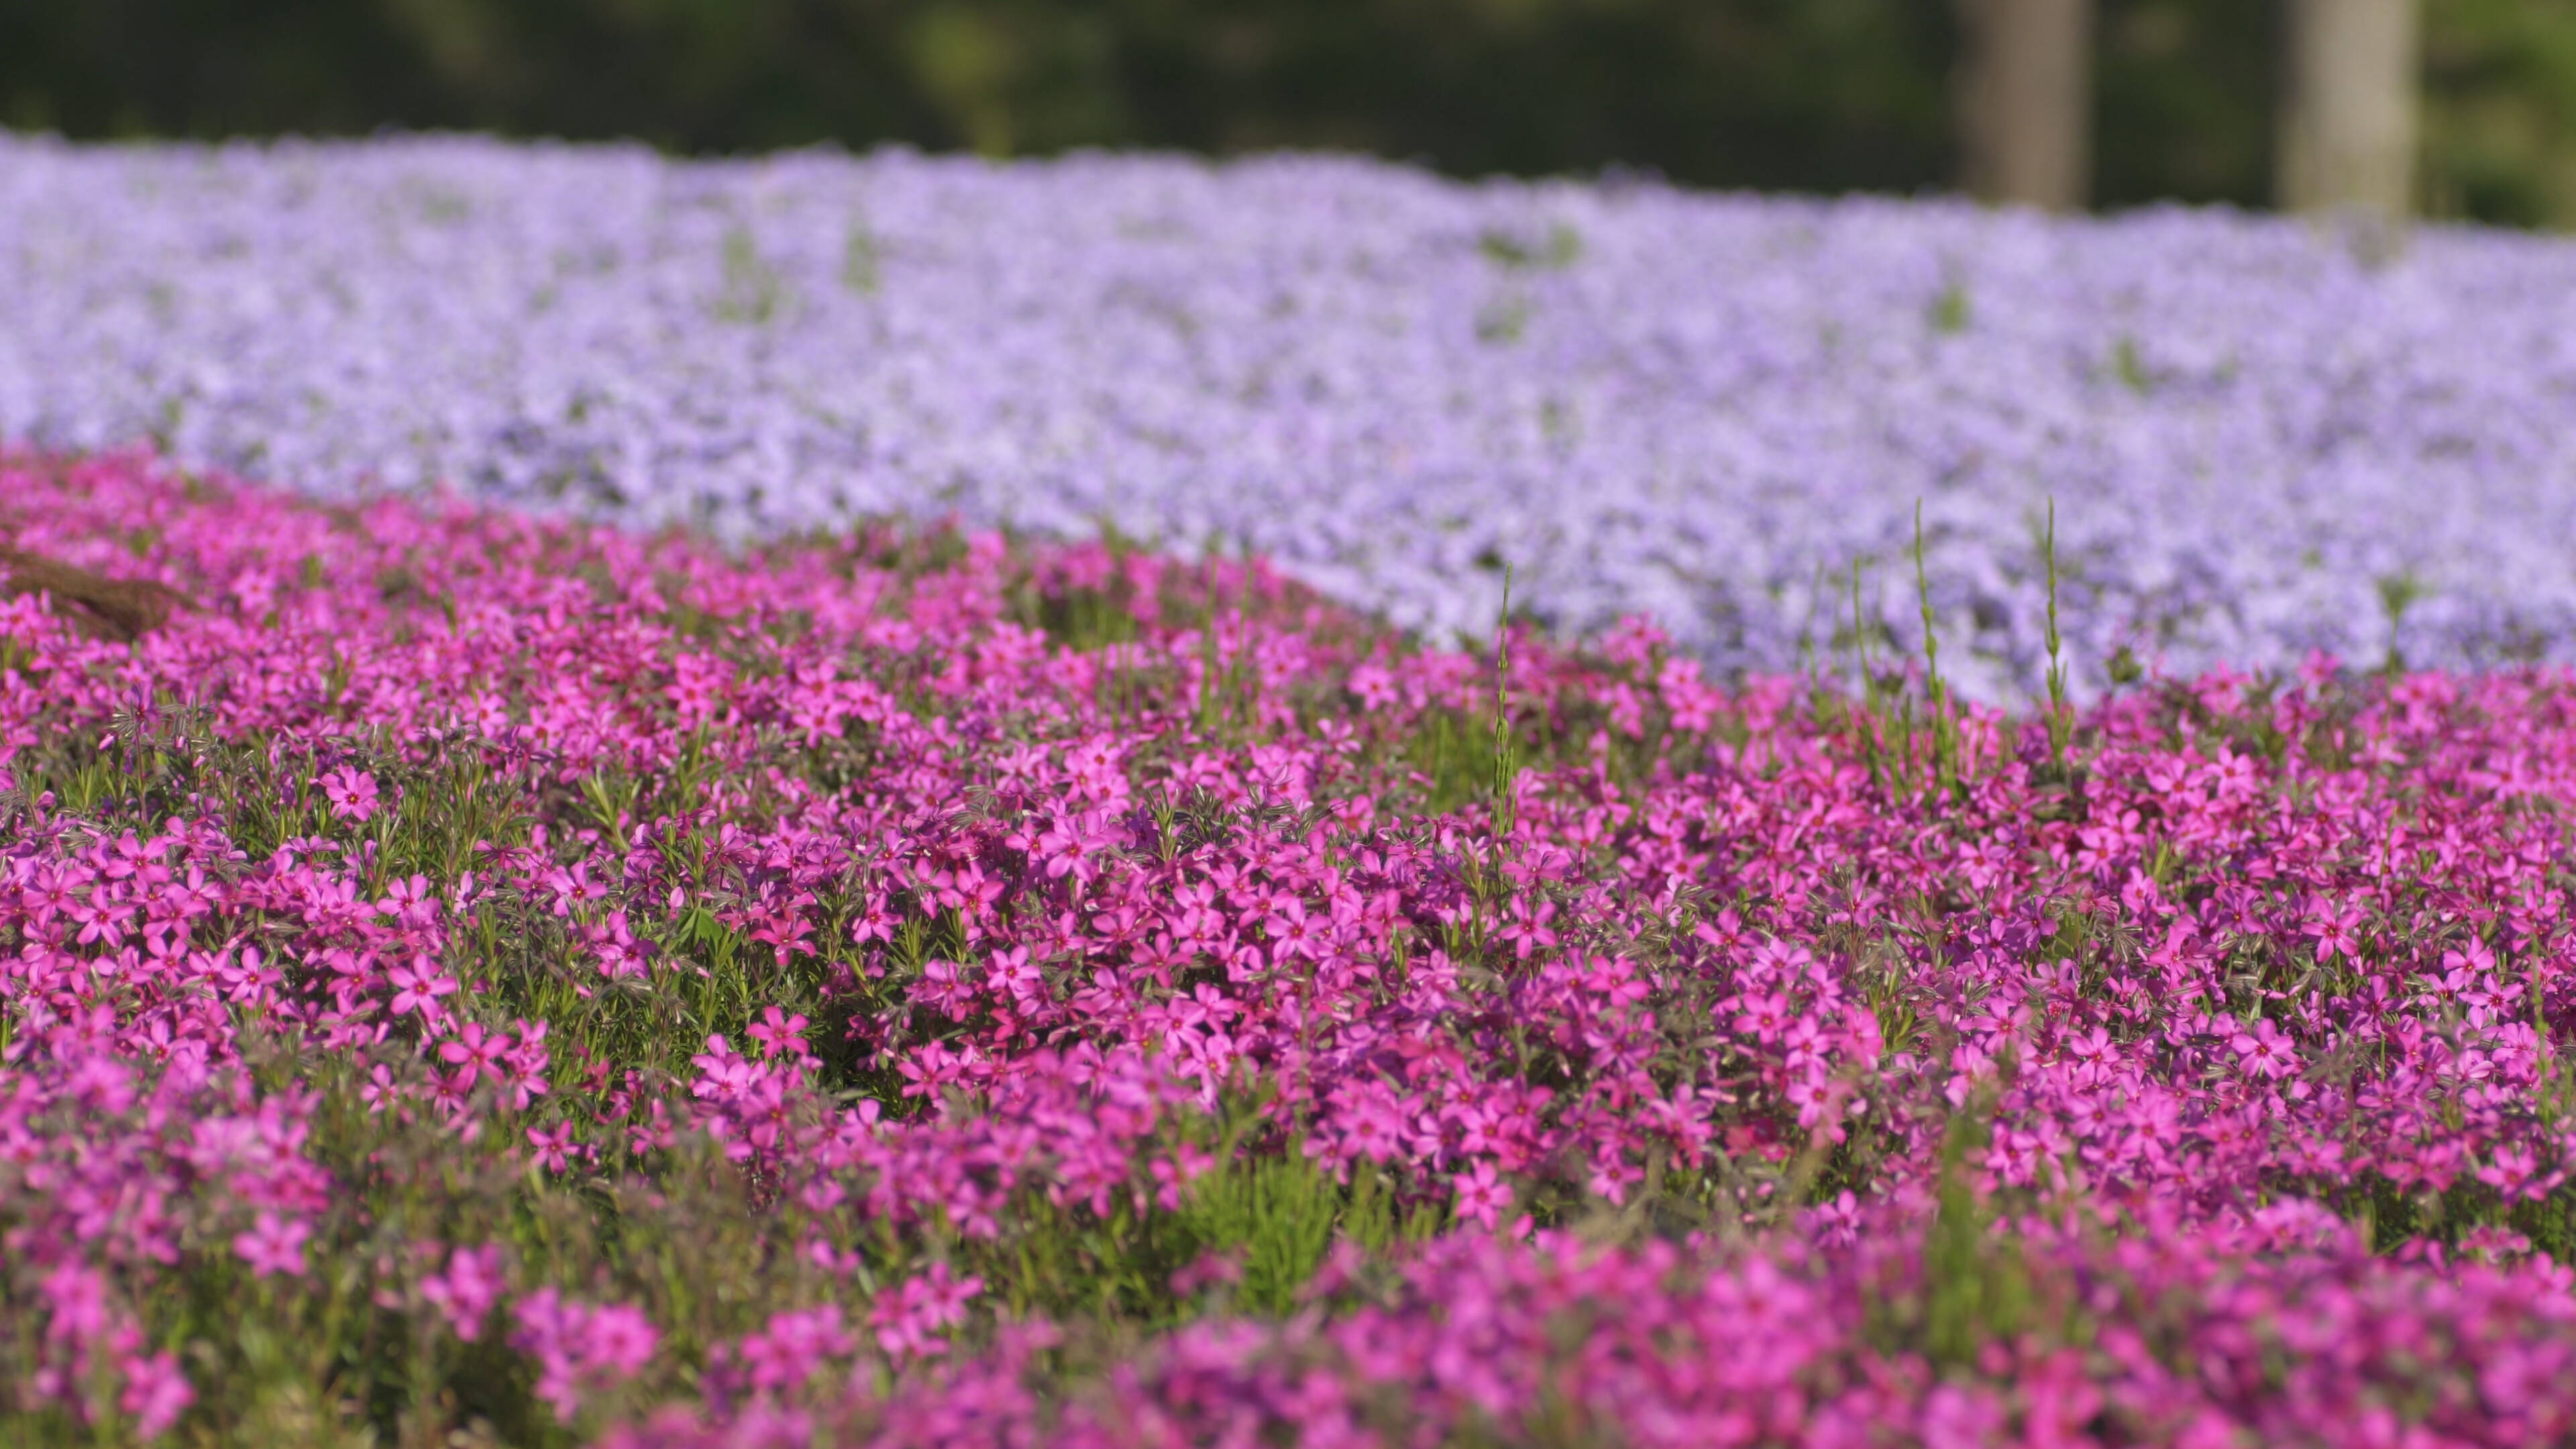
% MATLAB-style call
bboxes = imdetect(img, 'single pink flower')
[233,1212,311,1278]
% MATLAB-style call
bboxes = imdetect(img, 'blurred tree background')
[2,0,2573,227]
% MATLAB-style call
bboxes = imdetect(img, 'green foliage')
[2352,1171,2576,1268]
[0,2,1957,197]
[2039,498,2074,773]
[1475,296,1533,345]
[1489,564,1521,843]
[1918,1107,2034,1371]
[2092,0,2277,209]
[1812,513,1978,807]
[2111,335,2151,394]
[1179,1145,1339,1318]
[1911,502,1962,801]
[2377,570,2425,674]
[1169,1099,1446,1320]
[1396,706,1491,818]
[842,221,883,295]
[714,226,786,325]
[2425,0,2576,227]
[1479,223,1582,271]
[15,0,2576,228]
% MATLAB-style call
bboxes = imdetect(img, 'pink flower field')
[9,447,2576,1445]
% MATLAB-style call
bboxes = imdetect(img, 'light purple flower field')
[8,134,2576,696]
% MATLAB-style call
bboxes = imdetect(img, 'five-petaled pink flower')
[233,1212,311,1278]
[319,766,381,824]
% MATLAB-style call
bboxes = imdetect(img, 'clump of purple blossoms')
[8,136,2576,696]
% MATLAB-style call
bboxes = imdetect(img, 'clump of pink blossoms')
[8,447,2576,1444]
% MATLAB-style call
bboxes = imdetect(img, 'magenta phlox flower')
[909,959,979,1021]
[665,653,735,729]
[538,858,610,918]
[376,871,439,927]
[421,1243,508,1341]
[1063,736,1131,805]
[985,946,1051,1019]
[38,1261,115,1352]
[1148,1142,1218,1211]
[527,1121,585,1172]
[746,883,818,966]
[847,892,896,947]
[232,1210,311,1278]
[2229,1019,2300,1081]
[1727,989,1794,1045]
[319,767,380,823]
[745,1006,812,1060]
[439,1021,511,1087]
[1494,898,1558,961]
[1034,810,1122,887]
[727,1305,854,1398]
[869,1263,983,1361]
[23,1262,193,1438]
[582,909,651,981]
[2306,896,2369,963]
[1915,1381,2008,1449]
[1451,1161,1512,1230]
[117,1349,194,1438]
[386,957,459,1021]
[512,1288,661,1424]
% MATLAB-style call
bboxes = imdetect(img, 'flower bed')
[6,447,2576,1443]
[10,137,2576,694]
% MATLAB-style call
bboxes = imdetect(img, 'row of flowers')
[5,447,2576,1442]
[9,136,2576,695]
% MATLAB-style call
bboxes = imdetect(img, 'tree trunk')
[1953,0,2095,211]
[2278,0,2419,217]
